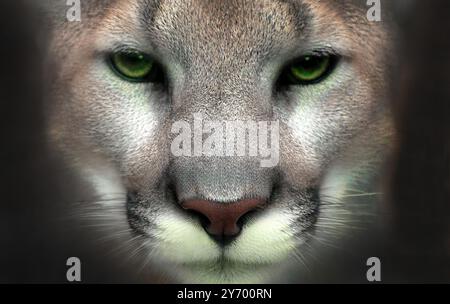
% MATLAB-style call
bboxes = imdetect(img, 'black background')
[0,0,449,284]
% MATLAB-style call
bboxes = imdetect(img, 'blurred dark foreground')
[0,0,449,283]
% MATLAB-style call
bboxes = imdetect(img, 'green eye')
[110,51,157,82]
[286,55,336,85]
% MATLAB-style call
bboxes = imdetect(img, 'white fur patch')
[153,212,221,263]
[225,208,296,264]
[153,208,296,265]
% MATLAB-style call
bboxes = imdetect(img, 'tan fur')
[45,0,395,283]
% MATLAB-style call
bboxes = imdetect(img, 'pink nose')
[182,198,266,238]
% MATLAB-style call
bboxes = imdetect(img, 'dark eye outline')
[277,53,340,87]
[108,50,165,84]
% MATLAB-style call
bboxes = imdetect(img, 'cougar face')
[47,0,394,283]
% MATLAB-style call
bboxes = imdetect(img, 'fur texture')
[45,0,395,283]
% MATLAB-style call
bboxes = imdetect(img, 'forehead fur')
[84,0,390,62]
[49,0,393,58]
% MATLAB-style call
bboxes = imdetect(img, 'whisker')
[340,192,381,198]
[292,249,311,273]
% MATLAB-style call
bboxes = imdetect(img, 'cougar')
[43,0,395,283]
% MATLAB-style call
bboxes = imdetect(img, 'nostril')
[181,198,266,245]
[236,209,258,229]
[185,208,211,229]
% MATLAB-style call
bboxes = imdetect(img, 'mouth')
[125,182,320,281]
